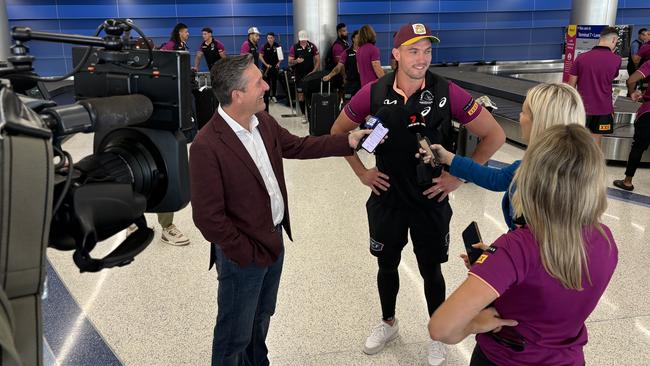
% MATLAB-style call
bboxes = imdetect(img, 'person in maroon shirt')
[190,54,371,366]
[429,124,618,366]
[160,23,189,51]
[568,26,622,146]
[613,59,650,191]
[331,22,505,366]
[326,23,350,103]
[158,22,192,245]
[240,27,261,67]
[323,30,361,103]
[356,25,385,87]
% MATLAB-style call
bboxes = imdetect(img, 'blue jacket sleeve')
[449,156,521,192]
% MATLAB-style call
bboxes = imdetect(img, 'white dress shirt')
[219,105,285,226]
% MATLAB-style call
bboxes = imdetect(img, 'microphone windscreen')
[80,94,154,133]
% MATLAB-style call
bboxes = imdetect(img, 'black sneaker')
[613,180,634,191]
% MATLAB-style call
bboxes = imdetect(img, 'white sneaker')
[427,339,448,366]
[363,319,399,355]
[161,224,190,246]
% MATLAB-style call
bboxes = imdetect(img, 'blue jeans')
[211,236,284,366]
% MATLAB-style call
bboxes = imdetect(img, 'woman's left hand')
[470,307,518,334]
[423,171,463,202]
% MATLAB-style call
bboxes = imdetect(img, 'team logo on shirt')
[439,97,447,108]
[412,24,427,35]
[420,90,434,105]
[476,254,489,264]
[370,238,384,252]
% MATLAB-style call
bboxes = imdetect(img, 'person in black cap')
[261,32,281,103]
[330,22,505,366]
[193,27,226,72]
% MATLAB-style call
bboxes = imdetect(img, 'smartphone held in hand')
[357,123,389,154]
[462,221,484,265]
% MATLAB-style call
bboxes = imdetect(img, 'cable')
[114,21,154,71]
[52,145,74,215]
[4,23,105,83]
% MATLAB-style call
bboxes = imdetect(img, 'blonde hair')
[525,83,586,144]
[511,124,608,290]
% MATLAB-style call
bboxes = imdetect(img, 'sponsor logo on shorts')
[438,97,447,108]
[370,238,384,252]
[599,124,611,131]
[419,90,434,105]
[476,254,489,264]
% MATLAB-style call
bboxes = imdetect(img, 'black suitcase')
[278,69,296,104]
[193,86,218,131]
[309,81,338,136]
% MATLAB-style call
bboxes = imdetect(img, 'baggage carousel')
[431,61,649,162]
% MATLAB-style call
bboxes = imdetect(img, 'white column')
[570,0,618,25]
[293,0,338,70]
[0,0,10,62]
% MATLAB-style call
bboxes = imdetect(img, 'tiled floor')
[46,102,650,365]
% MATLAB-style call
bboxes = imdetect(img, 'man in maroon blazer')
[189,54,370,366]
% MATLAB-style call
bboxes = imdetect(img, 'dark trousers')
[625,113,650,177]
[469,344,498,366]
[211,237,284,366]
[265,67,279,97]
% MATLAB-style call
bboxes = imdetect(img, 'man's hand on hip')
[358,167,390,195]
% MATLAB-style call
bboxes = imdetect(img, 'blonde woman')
[426,83,585,230]
[429,124,618,366]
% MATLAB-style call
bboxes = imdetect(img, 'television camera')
[0,19,192,365]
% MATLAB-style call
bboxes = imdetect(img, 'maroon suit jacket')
[190,110,352,267]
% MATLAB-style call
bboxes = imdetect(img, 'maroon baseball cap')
[393,23,440,49]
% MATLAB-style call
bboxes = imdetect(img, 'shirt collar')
[392,74,427,104]
[592,45,612,51]
[218,105,259,134]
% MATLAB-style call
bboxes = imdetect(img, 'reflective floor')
[46,102,650,365]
